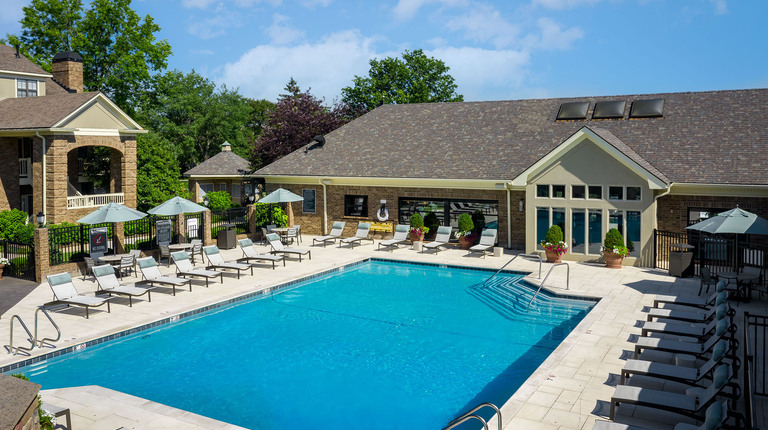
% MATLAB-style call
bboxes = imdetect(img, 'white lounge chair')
[136,256,192,295]
[622,340,732,386]
[377,225,409,252]
[653,280,727,309]
[44,272,111,319]
[237,239,285,269]
[171,251,222,286]
[339,222,374,248]
[646,292,729,323]
[632,318,734,359]
[593,400,729,430]
[202,245,253,278]
[93,264,153,307]
[467,229,497,257]
[640,304,728,339]
[422,226,452,253]
[313,221,346,247]
[266,234,311,261]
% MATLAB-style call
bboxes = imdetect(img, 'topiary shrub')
[603,228,629,256]
[423,212,440,240]
[409,213,424,229]
[457,213,474,237]
[544,225,563,244]
[471,210,486,234]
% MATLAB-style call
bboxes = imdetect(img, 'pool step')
[27,360,48,377]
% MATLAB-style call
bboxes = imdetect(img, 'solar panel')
[630,99,664,118]
[556,102,589,120]
[592,100,626,119]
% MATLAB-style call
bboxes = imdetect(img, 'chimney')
[221,141,232,152]
[52,51,83,93]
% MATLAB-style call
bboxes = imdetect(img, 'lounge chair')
[313,221,346,247]
[640,304,728,339]
[136,256,192,295]
[646,292,729,322]
[633,318,735,359]
[237,239,285,269]
[190,239,203,265]
[653,280,727,309]
[593,400,729,430]
[622,340,732,386]
[93,264,153,307]
[339,222,374,248]
[377,225,409,252]
[422,226,452,253]
[203,245,253,278]
[266,234,311,261]
[171,251,222,286]
[467,229,497,257]
[44,272,111,319]
[610,363,734,421]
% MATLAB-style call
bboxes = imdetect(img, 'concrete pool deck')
[0,236,743,429]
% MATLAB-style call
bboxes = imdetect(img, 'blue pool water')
[13,260,594,429]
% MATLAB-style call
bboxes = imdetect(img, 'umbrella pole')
[287,202,294,227]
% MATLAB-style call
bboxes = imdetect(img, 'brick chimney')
[52,51,83,93]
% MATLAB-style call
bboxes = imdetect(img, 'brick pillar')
[121,136,137,208]
[114,222,125,253]
[34,227,49,283]
[203,210,213,246]
[175,214,186,243]
[247,204,256,239]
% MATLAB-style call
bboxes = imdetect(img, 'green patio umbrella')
[257,188,303,226]
[148,196,208,216]
[686,207,768,235]
[76,202,147,224]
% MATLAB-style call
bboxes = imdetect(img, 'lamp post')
[248,194,255,204]
[203,196,209,207]
[36,211,45,227]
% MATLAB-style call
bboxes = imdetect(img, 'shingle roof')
[0,45,49,75]
[184,150,252,177]
[255,89,768,186]
[0,92,100,129]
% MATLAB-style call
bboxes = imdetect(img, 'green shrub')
[603,228,624,248]
[457,213,474,236]
[124,221,150,236]
[471,210,485,234]
[254,203,287,228]
[0,209,34,243]
[544,225,563,244]
[206,191,233,211]
[423,212,440,233]
[409,213,424,229]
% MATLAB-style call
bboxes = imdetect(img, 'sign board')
[89,227,109,254]
[187,217,199,239]
[156,219,173,246]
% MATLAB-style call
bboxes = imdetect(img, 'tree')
[341,49,463,114]
[135,131,187,212]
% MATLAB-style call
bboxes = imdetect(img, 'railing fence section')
[185,212,204,242]
[744,312,768,430]
[1,239,35,280]
[211,207,249,237]
[48,223,115,265]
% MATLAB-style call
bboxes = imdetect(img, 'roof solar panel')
[593,100,626,119]
[556,102,589,120]
[630,99,664,118]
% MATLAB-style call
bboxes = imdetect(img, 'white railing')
[67,193,124,209]
[19,158,31,185]
[67,182,82,196]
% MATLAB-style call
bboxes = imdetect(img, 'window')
[536,185,549,198]
[608,186,623,200]
[572,185,585,199]
[687,208,727,226]
[552,185,565,198]
[345,195,368,217]
[627,187,641,201]
[398,198,498,233]
[302,189,316,214]
[232,183,241,199]
[200,183,214,194]
[536,207,549,249]
[17,79,37,97]
[588,186,602,199]
[627,211,641,258]
[588,210,602,254]
[571,209,586,253]
[220,183,227,192]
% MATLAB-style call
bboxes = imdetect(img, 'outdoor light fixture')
[248,194,255,203]
[519,199,525,212]
[203,196,209,207]
[36,211,45,227]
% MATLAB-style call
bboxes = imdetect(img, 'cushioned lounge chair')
[377,224,409,252]
[266,234,311,261]
[467,229,497,257]
[171,251,222,286]
[633,318,735,359]
[422,226,452,253]
[646,292,729,322]
[93,264,153,307]
[640,304,728,339]
[622,340,732,386]
[593,400,729,430]
[654,280,727,309]
[136,256,192,295]
[45,272,111,319]
[203,245,253,279]
[313,221,346,247]
[237,239,285,269]
[339,222,374,248]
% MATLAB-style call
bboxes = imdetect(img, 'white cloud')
[445,4,521,49]
[181,0,217,9]
[182,0,281,9]
[710,0,728,15]
[301,0,332,7]
[187,13,236,39]
[267,13,305,45]
[532,0,603,10]
[391,0,467,21]
[525,17,584,50]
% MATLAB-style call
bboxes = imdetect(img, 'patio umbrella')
[148,196,207,216]
[686,207,768,235]
[258,188,303,226]
[77,202,147,224]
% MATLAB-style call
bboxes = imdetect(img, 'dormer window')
[17,79,38,98]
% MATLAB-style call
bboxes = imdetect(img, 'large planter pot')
[603,251,624,269]
[409,233,424,244]
[0,263,4,279]
[458,236,473,250]
[544,249,562,263]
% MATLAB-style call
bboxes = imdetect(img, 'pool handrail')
[527,262,570,308]
[482,253,542,287]
[6,314,34,355]
[443,402,500,430]
[34,307,61,349]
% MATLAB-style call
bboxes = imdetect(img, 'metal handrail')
[443,402,501,430]
[483,253,542,286]
[6,315,35,355]
[34,307,61,349]
[528,262,570,307]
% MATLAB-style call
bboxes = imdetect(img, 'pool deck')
[0,236,753,429]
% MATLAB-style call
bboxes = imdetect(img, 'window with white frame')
[17,79,37,98]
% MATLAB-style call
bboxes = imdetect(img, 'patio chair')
[159,245,171,267]
[283,227,299,245]
[266,234,311,261]
[621,340,733,386]
[203,245,253,278]
[293,224,302,243]
[699,266,719,295]
[633,318,735,359]
[593,400,729,430]
[646,292,730,323]
[422,226,452,254]
[190,239,203,265]
[82,256,97,281]
[171,251,222,287]
[128,249,141,272]
[639,304,729,340]
[259,227,269,245]
[313,221,346,247]
[654,280,727,309]
[116,255,135,279]
[93,264,153,307]
[44,272,111,319]
[267,224,277,232]
[237,238,285,269]
[90,250,104,263]
[136,256,192,295]
[339,222,374,248]
[467,229,497,257]
[377,225,409,252]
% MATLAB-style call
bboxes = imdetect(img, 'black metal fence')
[123,215,177,251]
[744,312,768,429]
[185,212,204,241]
[48,223,115,265]
[211,207,249,237]
[1,239,34,280]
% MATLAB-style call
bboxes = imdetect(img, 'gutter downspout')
[35,132,46,221]
[320,178,329,235]
[506,184,512,249]
[653,183,674,231]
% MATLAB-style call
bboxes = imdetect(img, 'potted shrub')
[602,228,629,268]
[456,213,474,249]
[541,225,568,263]
[409,213,429,243]
[0,256,7,279]
[423,212,440,241]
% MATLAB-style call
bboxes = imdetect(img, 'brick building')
[255,89,768,267]
[0,45,143,224]
[184,142,256,205]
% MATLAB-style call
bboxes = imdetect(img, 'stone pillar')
[203,209,213,246]
[46,136,71,224]
[121,136,137,208]
[247,204,257,239]
[34,228,49,283]
[114,222,125,253]
[175,214,186,243]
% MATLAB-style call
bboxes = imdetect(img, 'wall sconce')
[203,196,209,207]
[518,199,525,212]
[36,211,45,227]
[248,194,255,204]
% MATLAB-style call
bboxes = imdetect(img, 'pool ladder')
[444,402,501,430]
[528,262,570,307]
[482,253,543,287]
[5,307,61,355]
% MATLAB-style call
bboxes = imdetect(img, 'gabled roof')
[0,92,100,129]
[0,45,50,76]
[184,149,252,177]
[255,88,768,186]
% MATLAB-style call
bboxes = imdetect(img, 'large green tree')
[135,131,187,212]
[341,49,463,114]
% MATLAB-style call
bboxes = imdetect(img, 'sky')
[2,0,767,104]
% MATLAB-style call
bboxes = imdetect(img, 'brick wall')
[657,194,768,232]
[0,137,20,211]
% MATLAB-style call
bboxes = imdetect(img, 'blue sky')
[2,0,766,103]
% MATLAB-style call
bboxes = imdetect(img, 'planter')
[0,264,5,279]
[544,249,563,263]
[603,251,624,269]
[458,236,473,250]
[412,241,423,251]
[409,233,424,244]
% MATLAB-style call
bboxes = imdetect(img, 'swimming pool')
[11,259,595,429]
